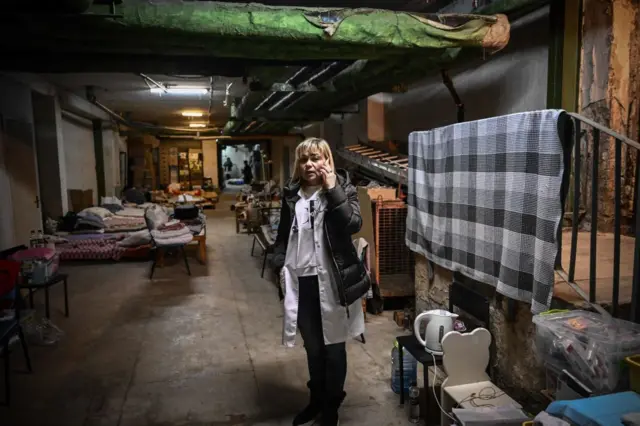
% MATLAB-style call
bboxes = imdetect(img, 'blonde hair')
[291,137,335,184]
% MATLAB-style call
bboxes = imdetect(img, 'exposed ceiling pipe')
[268,62,344,112]
[91,99,217,134]
[276,62,352,113]
[251,122,267,133]
[139,73,166,93]
[229,65,314,134]
[254,66,311,111]
[207,76,214,115]
[157,133,300,140]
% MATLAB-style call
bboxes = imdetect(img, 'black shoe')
[320,411,339,426]
[293,402,322,426]
[320,392,345,426]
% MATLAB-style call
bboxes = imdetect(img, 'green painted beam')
[1,2,508,63]
[110,1,508,60]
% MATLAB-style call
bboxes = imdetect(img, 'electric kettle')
[414,309,458,355]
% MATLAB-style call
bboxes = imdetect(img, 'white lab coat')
[281,191,365,347]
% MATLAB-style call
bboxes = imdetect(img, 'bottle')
[391,341,417,395]
[29,230,36,248]
[408,382,420,423]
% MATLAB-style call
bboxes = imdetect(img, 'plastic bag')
[21,314,64,346]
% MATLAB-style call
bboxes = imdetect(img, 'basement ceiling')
[44,73,245,127]
[3,0,549,136]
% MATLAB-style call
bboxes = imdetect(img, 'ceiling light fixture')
[181,111,204,117]
[151,87,209,95]
[189,123,207,128]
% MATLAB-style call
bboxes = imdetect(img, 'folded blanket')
[154,232,193,247]
[159,221,184,231]
[151,225,191,240]
[116,208,146,218]
[117,230,152,247]
[103,216,146,232]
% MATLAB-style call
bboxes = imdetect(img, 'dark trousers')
[297,275,347,405]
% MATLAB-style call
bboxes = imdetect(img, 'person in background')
[271,138,369,426]
[223,157,234,173]
[251,144,262,182]
[242,160,253,185]
[122,185,146,205]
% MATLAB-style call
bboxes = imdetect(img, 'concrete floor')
[0,195,413,426]
[555,231,637,305]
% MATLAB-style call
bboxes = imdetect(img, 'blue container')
[391,340,417,395]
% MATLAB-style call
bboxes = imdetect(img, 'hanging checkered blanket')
[406,110,566,313]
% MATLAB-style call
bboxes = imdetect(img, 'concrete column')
[92,119,106,200]
[202,139,219,188]
[32,92,65,218]
[367,94,388,142]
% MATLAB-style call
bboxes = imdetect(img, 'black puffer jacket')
[271,169,370,307]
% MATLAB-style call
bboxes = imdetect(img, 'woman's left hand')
[320,165,336,189]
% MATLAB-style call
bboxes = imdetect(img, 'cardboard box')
[365,187,397,201]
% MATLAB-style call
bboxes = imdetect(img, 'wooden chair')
[439,328,520,426]
[252,225,275,278]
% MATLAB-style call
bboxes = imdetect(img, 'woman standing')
[271,138,370,426]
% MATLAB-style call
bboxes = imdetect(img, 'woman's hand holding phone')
[318,165,336,189]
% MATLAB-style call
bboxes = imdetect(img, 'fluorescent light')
[182,111,204,117]
[151,87,209,95]
[189,123,207,128]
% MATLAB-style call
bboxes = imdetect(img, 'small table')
[21,273,69,319]
[396,335,443,423]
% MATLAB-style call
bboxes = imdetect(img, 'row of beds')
[54,204,206,262]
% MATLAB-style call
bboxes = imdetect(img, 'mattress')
[56,238,127,261]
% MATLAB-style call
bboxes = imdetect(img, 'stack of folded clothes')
[74,207,113,234]
[151,222,193,246]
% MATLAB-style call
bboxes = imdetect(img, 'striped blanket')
[406,110,567,313]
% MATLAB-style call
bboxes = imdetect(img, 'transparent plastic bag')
[21,315,64,346]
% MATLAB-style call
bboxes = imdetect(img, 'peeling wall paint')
[579,0,639,232]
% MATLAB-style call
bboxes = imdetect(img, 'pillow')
[78,206,113,219]
[101,196,122,206]
[144,205,169,230]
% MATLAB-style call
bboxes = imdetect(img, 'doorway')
[218,140,271,191]
[1,116,42,246]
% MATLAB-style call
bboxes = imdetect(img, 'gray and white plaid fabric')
[406,110,565,313]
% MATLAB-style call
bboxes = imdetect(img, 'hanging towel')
[406,110,566,313]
